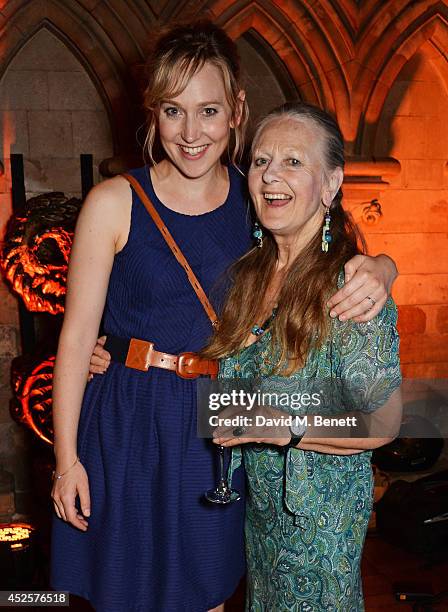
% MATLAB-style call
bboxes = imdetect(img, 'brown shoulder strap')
[122,173,219,328]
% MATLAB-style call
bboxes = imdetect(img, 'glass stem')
[218,445,226,484]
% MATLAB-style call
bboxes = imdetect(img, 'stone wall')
[362,45,448,378]
[0,28,113,203]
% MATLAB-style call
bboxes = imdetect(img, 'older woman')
[206,102,402,611]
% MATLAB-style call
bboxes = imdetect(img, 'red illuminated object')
[0,192,82,315]
[11,356,55,445]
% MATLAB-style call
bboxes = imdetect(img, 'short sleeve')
[331,297,402,413]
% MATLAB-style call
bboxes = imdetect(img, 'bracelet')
[283,435,303,450]
[283,419,307,450]
[52,456,80,480]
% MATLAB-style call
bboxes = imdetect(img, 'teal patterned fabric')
[220,297,401,611]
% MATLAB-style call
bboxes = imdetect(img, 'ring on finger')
[366,296,376,310]
[232,426,246,437]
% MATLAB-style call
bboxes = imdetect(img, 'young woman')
[51,22,397,612]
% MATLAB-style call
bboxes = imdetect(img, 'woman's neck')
[275,225,319,269]
[275,239,301,270]
[151,160,229,214]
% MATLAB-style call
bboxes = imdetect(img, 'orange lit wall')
[0,0,447,386]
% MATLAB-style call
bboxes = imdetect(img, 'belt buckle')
[176,352,200,379]
[208,360,219,379]
[126,339,155,372]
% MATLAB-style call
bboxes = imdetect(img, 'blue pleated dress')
[51,165,251,612]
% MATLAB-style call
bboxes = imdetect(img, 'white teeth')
[264,193,292,200]
[180,145,208,155]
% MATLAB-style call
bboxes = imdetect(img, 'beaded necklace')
[232,307,277,376]
[233,306,278,378]
[251,307,278,337]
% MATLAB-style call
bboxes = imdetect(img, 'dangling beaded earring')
[253,221,263,248]
[321,207,332,252]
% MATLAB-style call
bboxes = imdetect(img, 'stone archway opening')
[0,27,114,200]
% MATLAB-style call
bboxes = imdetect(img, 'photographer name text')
[209,415,358,428]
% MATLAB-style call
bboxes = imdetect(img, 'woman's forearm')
[52,329,97,469]
[297,391,401,455]
[376,253,398,292]
[298,436,395,455]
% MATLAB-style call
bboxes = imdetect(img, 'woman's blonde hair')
[203,102,366,374]
[143,20,248,166]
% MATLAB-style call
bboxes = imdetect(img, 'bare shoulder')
[84,175,131,211]
[80,176,132,250]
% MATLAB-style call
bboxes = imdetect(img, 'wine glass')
[204,443,240,504]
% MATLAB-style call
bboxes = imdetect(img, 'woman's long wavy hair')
[143,20,248,166]
[203,102,366,374]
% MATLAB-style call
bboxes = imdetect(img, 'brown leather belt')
[104,335,218,379]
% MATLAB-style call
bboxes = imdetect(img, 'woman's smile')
[263,192,292,207]
[177,143,211,160]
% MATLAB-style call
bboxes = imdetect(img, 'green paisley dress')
[220,297,401,612]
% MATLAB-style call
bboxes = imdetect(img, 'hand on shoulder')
[327,254,397,323]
